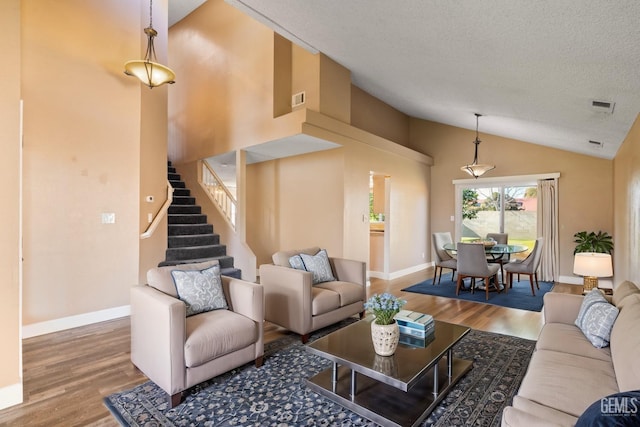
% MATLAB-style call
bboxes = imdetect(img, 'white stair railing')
[201,160,236,230]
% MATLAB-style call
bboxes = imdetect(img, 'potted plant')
[364,293,406,356]
[573,231,614,254]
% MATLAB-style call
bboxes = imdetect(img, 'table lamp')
[573,252,613,292]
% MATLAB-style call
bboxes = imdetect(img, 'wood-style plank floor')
[0,268,581,426]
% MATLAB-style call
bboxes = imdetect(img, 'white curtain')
[537,179,559,281]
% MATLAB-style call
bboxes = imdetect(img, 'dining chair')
[456,242,501,300]
[504,237,544,296]
[486,232,509,281]
[432,232,457,285]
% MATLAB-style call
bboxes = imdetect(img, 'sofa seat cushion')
[537,323,612,362]
[510,395,578,427]
[517,349,619,417]
[184,309,257,368]
[311,287,340,316]
[315,281,363,307]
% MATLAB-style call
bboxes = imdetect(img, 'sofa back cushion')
[147,260,219,298]
[610,293,640,391]
[272,247,321,267]
[613,280,640,309]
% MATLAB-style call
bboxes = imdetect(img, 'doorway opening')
[369,172,390,278]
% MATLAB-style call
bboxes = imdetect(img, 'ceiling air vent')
[591,100,615,114]
[588,140,604,149]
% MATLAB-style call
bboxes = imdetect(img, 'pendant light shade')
[460,113,495,178]
[124,0,175,88]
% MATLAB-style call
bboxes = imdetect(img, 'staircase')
[159,162,241,279]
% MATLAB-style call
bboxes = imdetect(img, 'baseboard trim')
[558,275,582,285]
[0,382,23,411]
[22,305,131,339]
[368,262,432,281]
[389,262,431,280]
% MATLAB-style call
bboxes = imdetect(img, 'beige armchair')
[259,247,366,343]
[130,260,264,408]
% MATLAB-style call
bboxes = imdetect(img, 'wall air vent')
[292,91,306,108]
[588,140,604,149]
[590,100,615,114]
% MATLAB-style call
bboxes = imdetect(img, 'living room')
[1,0,640,424]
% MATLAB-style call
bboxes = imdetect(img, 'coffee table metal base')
[306,356,473,427]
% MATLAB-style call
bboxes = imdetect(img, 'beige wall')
[168,0,301,164]
[246,148,345,266]
[409,119,613,278]
[21,0,153,325]
[613,114,640,285]
[138,1,170,284]
[0,0,23,407]
[351,85,410,146]
[245,131,430,275]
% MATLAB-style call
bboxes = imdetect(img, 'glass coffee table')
[305,316,472,427]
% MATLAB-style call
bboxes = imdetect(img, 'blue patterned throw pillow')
[575,289,607,327]
[299,249,336,284]
[288,255,306,271]
[575,289,619,348]
[171,265,227,316]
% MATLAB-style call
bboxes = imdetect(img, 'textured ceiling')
[173,1,640,159]
[168,0,206,27]
[230,1,640,159]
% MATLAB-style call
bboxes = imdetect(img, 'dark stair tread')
[166,244,225,251]
[162,162,239,279]
[168,205,201,214]
[158,256,234,268]
[168,214,208,224]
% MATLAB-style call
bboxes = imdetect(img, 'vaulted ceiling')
[172,1,640,160]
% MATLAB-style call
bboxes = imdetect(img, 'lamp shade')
[573,252,613,277]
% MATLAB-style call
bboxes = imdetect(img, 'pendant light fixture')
[124,0,176,88]
[460,113,495,178]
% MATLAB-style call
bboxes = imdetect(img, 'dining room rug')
[402,273,554,312]
[104,325,535,427]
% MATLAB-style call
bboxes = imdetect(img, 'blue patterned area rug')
[104,322,535,427]
[402,273,554,312]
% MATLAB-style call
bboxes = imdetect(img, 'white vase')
[370,319,400,356]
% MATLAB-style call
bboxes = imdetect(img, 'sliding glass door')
[458,183,537,259]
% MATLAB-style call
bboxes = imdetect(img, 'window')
[454,174,556,260]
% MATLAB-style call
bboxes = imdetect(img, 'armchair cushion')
[273,247,320,267]
[288,255,306,270]
[171,264,227,316]
[147,260,219,298]
[184,309,258,367]
[312,287,341,316]
[316,281,364,306]
[299,249,336,284]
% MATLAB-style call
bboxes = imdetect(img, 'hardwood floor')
[0,268,582,426]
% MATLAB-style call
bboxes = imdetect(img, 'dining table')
[442,242,529,288]
[442,242,529,258]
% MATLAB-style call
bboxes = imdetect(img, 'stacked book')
[394,310,435,339]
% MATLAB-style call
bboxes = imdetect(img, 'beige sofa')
[130,260,264,407]
[259,247,366,343]
[502,281,640,426]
